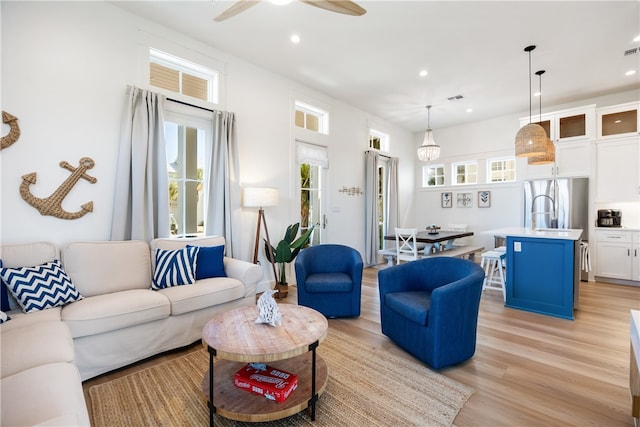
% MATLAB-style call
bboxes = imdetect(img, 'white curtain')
[111,87,170,241]
[364,150,379,266]
[387,157,399,233]
[205,111,240,257]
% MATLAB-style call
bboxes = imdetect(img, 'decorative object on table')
[338,185,362,196]
[478,191,491,208]
[255,289,282,327]
[264,222,314,299]
[417,105,440,162]
[425,224,441,235]
[243,187,279,289]
[514,45,547,158]
[20,157,97,220]
[457,192,472,208]
[233,363,298,402]
[441,191,452,208]
[528,69,556,165]
[1,111,20,150]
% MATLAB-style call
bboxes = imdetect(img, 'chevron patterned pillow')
[152,246,199,290]
[0,260,83,313]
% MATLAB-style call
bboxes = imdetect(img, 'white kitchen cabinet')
[597,102,640,140]
[595,137,640,202]
[520,140,591,180]
[520,104,596,144]
[595,230,640,282]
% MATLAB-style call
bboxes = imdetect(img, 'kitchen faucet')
[530,194,557,229]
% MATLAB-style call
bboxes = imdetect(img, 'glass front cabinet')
[597,101,640,140]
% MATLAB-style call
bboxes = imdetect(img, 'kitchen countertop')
[487,227,583,241]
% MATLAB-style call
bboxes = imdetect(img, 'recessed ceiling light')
[614,119,623,124]
[466,108,473,113]
[269,0,293,5]
[625,70,636,76]
[634,35,640,42]
[291,34,301,44]
[419,70,428,77]
[533,91,541,97]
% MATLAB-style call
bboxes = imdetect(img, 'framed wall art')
[441,192,452,208]
[478,190,491,208]
[457,192,472,208]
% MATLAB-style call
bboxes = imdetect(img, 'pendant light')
[528,70,556,165]
[417,105,440,162]
[514,45,548,157]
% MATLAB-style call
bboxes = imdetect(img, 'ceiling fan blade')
[213,0,261,22]
[299,0,366,16]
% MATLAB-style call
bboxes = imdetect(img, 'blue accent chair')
[295,244,363,318]
[378,257,485,369]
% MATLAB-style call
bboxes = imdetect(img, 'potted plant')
[264,222,314,298]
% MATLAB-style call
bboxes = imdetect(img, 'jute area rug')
[89,328,473,427]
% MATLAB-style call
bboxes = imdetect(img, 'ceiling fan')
[213,0,366,22]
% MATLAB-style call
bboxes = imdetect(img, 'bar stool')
[480,250,506,301]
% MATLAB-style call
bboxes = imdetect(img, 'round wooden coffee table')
[201,304,328,425]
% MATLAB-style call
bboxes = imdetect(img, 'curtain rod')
[167,97,220,114]
[365,150,392,159]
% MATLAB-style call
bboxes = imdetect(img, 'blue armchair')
[378,257,485,369]
[295,244,363,318]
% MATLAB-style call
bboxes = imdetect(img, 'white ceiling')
[114,0,640,132]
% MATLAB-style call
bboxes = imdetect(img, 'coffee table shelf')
[201,305,328,425]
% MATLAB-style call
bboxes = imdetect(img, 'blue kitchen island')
[489,227,583,320]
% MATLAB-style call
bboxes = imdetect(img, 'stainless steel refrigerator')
[523,177,589,280]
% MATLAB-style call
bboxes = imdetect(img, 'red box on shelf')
[233,363,298,403]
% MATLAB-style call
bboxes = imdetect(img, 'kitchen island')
[489,227,583,320]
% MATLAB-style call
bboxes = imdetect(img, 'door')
[297,141,328,245]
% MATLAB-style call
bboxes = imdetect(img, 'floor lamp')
[243,187,279,295]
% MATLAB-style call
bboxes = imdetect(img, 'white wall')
[0,2,414,288]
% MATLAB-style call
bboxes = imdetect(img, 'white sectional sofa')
[0,236,262,426]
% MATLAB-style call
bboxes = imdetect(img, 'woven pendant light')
[528,70,556,165]
[515,45,547,157]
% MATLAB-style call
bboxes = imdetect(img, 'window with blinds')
[149,48,218,103]
[295,101,328,134]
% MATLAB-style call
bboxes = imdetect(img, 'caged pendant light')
[528,70,556,165]
[417,105,440,162]
[514,45,548,157]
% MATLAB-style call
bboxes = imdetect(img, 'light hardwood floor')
[83,266,640,426]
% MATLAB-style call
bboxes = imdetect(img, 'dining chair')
[395,228,421,264]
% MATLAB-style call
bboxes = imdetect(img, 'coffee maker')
[597,209,622,227]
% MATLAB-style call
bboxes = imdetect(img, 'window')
[452,161,477,185]
[150,48,219,103]
[297,142,328,245]
[369,129,389,152]
[422,164,445,187]
[295,101,329,134]
[164,107,211,237]
[488,157,516,183]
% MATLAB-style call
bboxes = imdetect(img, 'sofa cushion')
[151,247,199,289]
[188,244,227,279]
[0,260,83,313]
[1,362,90,427]
[1,242,58,311]
[305,272,353,293]
[62,240,151,297]
[0,306,61,332]
[385,291,432,326]
[157,277,245,315]
[62,289,170,338]
[1,321,74,378]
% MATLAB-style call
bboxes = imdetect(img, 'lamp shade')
[514,123,548,157]
[243,187,279,208]
[527,139,556,165]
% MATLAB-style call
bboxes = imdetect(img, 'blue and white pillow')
[0,310,10,324]
[0,260,83,313]
[187,244,227,280]
[152,247,199,290]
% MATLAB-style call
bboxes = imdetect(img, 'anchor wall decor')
[1,111,21,150]
[20,157,97,220]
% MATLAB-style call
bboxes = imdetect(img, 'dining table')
[384,230,474,254]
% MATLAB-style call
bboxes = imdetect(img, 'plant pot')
[275,283,288,299]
